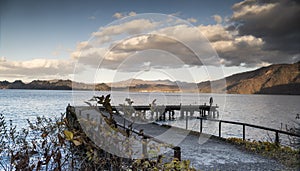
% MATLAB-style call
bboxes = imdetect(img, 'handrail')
[114,118,181,160]
[71,106,181,160]
[197,117,300,144]
[115,120,171,145]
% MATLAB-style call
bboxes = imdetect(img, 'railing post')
[219,121,222,137]
[186,114,188,130]
[275,131,279,144]
[200,117,203,133]
[142,136,148,159]
[173,146,181,161]
[243,124,245,141]
[123,118,126,128]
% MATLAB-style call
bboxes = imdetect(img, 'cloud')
[187,18,197,23]
[73,20,220,71]
[168,12,181,17]
[0,56,6,62]
[198,23,297,67]
[73,16,270,70]
[128,11,137,17]
[212,15,222,24]
[0,58,76,79]
[75,4,300,72]
[198,24,233,42]
[113,12,123,19]
[112,11,137,19]
[88,16,96,20]
[230,0,300,56]
[196,0,300,67]
[91,19,159,44]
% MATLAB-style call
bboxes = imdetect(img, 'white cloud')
[212,15,222,24]
[0,58,76,79]
[113,12,123,19]
[235,35,264,47]
[198,24,233,42]
[187,18,197,23]
[128,11,137,17]
[232,1,277,19]
[113,11,137,19]
[92,19,158,44]
[0,56,6,62]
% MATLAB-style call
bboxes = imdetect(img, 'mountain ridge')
[1,62,299,94]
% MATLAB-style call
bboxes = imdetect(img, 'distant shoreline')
[1,88,300,96]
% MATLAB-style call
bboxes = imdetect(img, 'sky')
[0,0,299,83]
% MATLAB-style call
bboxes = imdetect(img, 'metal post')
[173,146,181,161]
[243,124,245,141]
[219,121,221,137]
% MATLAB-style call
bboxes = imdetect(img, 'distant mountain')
[1,62,299,94]
[0,79,110,91]
[108,79,176,88]
[108,79,198,92]
[197,61,300,95]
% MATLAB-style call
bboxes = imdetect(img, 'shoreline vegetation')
[1,62,300,95]
[1,95,299,170]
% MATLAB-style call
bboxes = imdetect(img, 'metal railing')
[115,118,181,160]
[197,117,300,144]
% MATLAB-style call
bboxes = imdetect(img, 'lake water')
[1,89,299,146]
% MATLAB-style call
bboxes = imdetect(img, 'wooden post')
[142,136,148,159]
[219,121,222,137]
[173,146,181,161]
[172,111,175,120]
[200,117,203,133]
[275,131,279,144]
[180,110,184,118]
[243,124,245,141]
[186,115,188,130]
[151,111,154,120]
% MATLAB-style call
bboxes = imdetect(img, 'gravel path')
[131,122,287,171]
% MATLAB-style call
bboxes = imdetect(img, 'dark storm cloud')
[230,0,300,55]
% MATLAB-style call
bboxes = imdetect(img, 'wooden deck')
[98,104,219,121]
